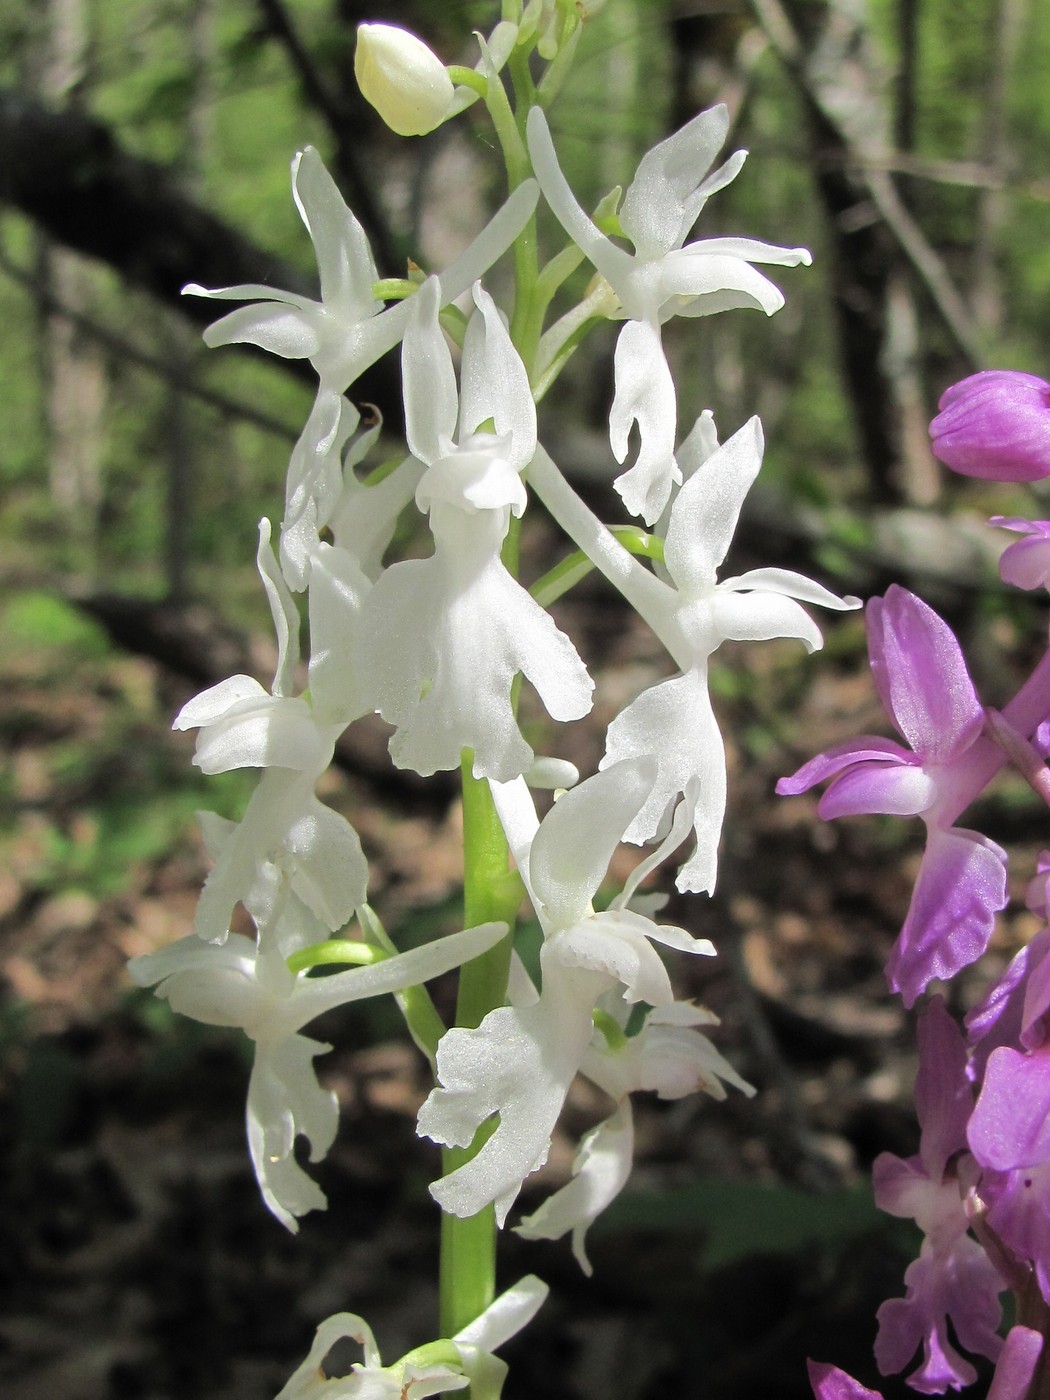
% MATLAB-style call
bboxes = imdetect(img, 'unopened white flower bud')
[355,22,454,137]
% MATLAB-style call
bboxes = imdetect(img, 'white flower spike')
[526,105,811,522]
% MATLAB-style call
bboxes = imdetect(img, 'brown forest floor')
[2,537,1046,1400]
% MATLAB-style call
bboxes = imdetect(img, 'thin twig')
[749,0,985,369]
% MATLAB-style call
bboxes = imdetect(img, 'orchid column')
[130,5,850,1395]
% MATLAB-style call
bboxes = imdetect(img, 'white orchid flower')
[417,759,714,1223]
[275,1275,547,1400]
[176,523,367,942]
[130,919,508,1232]
[600,416,859,894]
[184,148,537,397]
[526,105,811,522]
[360,279,593,780]
[516,1000,754,1272]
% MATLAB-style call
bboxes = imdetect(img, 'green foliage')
[604,1178,886,1271]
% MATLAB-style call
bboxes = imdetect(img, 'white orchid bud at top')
[355,23,454,136]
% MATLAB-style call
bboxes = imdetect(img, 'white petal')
[292,147,381,320]
[257,519,301,696]
[418,960,601,1223]
[200,301,323,357]
[720,566,860,612]
[657,249,787,317]
[285,797,368,931]
[663,416,764,593]
[453,1275,549,1351]
[683,234,812,267]
[553,911,676,1006]
[329,452,423,583]
[402,276,459,465]
[609,320,681,524]
[361,531,591,782]
[528,759,656,928]
[515,1102,634,1275]
[307,542,371,724]
[619,104,731,257]
[280,390,361,591]
[274,1312,383,1400]
[676,408,719,481]
[710,589,824,651]
[247,1033,338,1231]
[192,697,332,775]
[174,674,269,731]
[460,284,536,473]
[602,667,726,895]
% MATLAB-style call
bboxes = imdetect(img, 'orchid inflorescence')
[802,369,1050,1400]
[128,3,1050,1395]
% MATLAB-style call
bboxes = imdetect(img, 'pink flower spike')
[990,517,1050,590]
[931,370,1050,482]
[807,1360,883,1400]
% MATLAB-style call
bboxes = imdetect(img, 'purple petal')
[988,1327,1042,1400]
[886,827,1008,1008]
[966,934,1044,1080]
[981,1162,1050,1303]
[998,534,1050,590]
[931,370,1050,482]
[867,588,984,765]
[874,1240,1003,1393]
[818,761,935,820]
[915,997,973,1180]
[968,1045,1050,1171]
[1023,929,1050,1049]
[776,737,914,797]
[807,1361,883,1400]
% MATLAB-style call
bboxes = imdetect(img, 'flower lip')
[930,369,1050,482]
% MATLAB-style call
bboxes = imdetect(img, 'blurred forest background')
[3,1,1050,1398]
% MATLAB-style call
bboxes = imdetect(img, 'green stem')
[438,753,521,1338]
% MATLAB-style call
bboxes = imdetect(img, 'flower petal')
[618,104,731,257]
[886,826,1008,1007]
[529,759,656,927]
[608,319,680,523]
[515,1102,634,1275]
[867,588,984,764]
[663,417,763,591]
